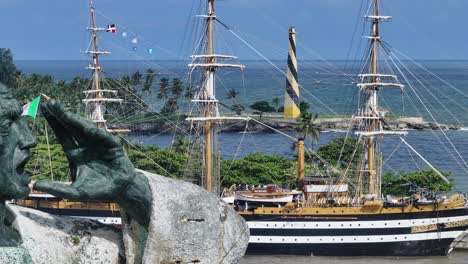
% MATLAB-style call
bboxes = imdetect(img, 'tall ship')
[187,0,468,256]
[17,0,123,225]
[15,0,468,256]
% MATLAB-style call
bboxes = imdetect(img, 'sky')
[2,0,468,61]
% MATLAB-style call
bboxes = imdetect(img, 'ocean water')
[16,60,468,192]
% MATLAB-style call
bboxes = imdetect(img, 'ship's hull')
[242,207,468,256]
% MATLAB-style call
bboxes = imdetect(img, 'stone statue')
[0,84,122,263]
[0,84,36,247]
[35,100,249,263]
[0,83,249,263]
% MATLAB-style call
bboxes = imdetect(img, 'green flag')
[21,96,41,118]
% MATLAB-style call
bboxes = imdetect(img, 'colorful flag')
[106,24,116,33]
[21,96,40,118]
[131,37,138,44]
[148,48,154,54]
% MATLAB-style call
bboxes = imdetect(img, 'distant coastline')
[118,115,461,135]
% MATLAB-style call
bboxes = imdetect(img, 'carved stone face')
[0,84,36,200]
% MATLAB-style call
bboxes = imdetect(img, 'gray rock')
[123,170,250,264]
[0,247,33,264]
[8,205,123,264]
[453,229,468,249]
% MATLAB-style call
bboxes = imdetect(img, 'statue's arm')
[34,181,81,200]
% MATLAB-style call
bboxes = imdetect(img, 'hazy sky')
[2,0,468,61]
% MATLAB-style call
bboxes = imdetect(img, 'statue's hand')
[34,100,135,201]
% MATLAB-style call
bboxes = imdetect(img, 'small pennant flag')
[131,37,138,44]
[106,24,116,33]
[21,96,40,118]
[148,48,154,54]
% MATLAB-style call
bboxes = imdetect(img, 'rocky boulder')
[7,204,123,264]
[123,170,250,264]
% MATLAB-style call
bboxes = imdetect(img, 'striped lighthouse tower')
[284,27,300,119]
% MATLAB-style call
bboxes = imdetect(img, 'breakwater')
[121,116,460,135]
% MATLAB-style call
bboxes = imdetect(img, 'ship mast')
[204,0,215,193]
[84,0,124,131]
[187,0,245,193]
[355,0,405,198]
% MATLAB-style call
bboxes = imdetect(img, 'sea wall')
[122,116,460,135]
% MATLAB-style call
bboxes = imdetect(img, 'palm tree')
[294,112,320,144]
[170,78,184,98]
[271,97,280,112]
[131,71,142,86]
[143,69,157,95]
[158,78,170,99]
[226,88,238,99]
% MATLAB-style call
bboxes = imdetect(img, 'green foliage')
[299,100,310,113]
[226,88,238,99]
[171,78,184,98]
[221,153,295,187]
[382,170,452,196]
[143,69,156,95]
[157,78,170,99]
[157,77,186,115]
[0,49,19,88]
[230,103,245,115]
[271,97,280,112]
[311,137,362,169]
[127,145,187,178]
[294,112,320,144]
[27,135,69,182]
[131,71,142,86]
[250,101,275,113]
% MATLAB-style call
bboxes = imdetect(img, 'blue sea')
[16,60,468,192]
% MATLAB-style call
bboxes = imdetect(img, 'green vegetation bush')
[382,170,452,196]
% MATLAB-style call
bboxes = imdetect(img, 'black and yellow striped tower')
[284,27,300,118]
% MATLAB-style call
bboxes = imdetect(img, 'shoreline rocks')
[117,116,461,135]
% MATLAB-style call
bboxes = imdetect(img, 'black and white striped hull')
[242,208,468,256]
